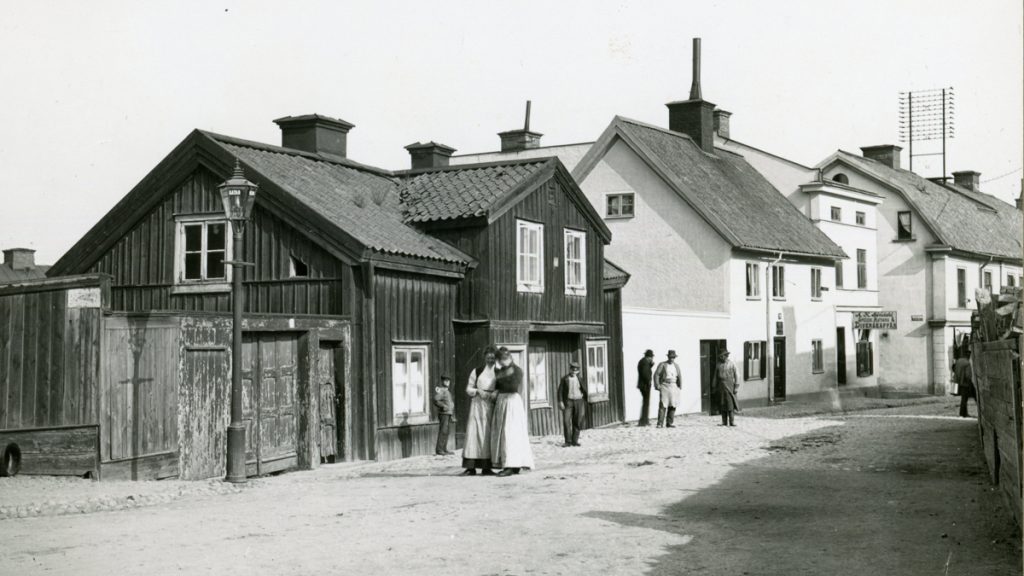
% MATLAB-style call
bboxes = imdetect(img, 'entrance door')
[700,339,727,415]
[836,328,847,386]
[773,337,786,400]
[317,344,340,463]
[241,333,299,476]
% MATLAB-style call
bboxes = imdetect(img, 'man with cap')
[652,350,683,428]
[637,350,655,426]
[713,349,740,427]
[557,361,588,446]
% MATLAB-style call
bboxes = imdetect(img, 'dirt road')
[1,398,1018,575]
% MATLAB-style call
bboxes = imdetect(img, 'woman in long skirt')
[461,346,498,476]
[490,346,535,476]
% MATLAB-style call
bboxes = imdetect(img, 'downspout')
[979,255,995,295]
[766,252,784,404]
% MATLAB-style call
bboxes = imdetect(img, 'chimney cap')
[273,114,354,131]
[404,141,457,155]
[951,170,981,177]
[860,144,903,154]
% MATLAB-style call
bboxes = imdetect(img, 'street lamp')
[219,159,257,484]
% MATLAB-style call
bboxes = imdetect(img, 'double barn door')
[241,333,298,476]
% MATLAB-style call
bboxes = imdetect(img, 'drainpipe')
[979,255,995,295]
[766,252,784,404]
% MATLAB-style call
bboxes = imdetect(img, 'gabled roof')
[0,262,49,284]
[826,151,1023,261]
[602,259,630,290]
[574,117,846,259]
[395,158,613,243]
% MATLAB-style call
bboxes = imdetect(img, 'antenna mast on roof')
[524,100,532,131]
[899,87,955,180]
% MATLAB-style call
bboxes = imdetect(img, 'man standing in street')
[713,350,739,427]
[558,361,588,446]
[653,350,683,428]
[952,348,975,418]
[637,350,655,426]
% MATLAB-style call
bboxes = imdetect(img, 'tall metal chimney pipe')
[689,38,702,100]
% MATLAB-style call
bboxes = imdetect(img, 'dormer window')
[830,206,842,221]
[832,173,849,184]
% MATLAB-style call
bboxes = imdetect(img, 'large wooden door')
[773,337,786,400]
[241,333,299,476]
[318,344,339,462]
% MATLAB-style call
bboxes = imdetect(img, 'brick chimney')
[2,248,35,271]
[860,145,902,170]
[273,114,354,158]
[498,100,543,152]
[713,109,732,139]
[667,38,716,153]
[405,141,456,170]
[952,170,980,192]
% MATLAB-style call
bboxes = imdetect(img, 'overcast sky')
[2,1,1021,264]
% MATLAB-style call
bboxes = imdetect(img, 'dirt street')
[1,398,1019,575]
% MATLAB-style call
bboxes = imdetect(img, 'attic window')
[606,193,635,218]
[173,215,232,293]
[290,255,309,278]
[832,173,849,185]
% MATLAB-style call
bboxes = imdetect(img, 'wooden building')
[1,114,627,480]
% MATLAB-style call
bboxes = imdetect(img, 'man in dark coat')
[558,361,588,446]
[636,350,655,426]
[952,348,975,418]
[712,350,739,427]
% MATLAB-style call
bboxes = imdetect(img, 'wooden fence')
[972,337,1022,527]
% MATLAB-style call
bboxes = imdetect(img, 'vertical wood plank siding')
[177,316,231,480]
[89,167,349,316]
[0,288,102,431]
[372,270,457,460]
[588,289,626,428]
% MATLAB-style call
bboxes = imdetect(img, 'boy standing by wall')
[434,376,455,455]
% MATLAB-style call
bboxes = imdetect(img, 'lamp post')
[219,159,258,484]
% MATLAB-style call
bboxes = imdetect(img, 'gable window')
[957,268,967,308]
[811,339,824,373]
[289,255,309,278]
[811,268,822,299]
[563,229,587,295]
[392,344,429,423]
[586,340,609,401]
[606,193,635,218]
[897,211,913,240]
[830,206,841,221]
[744,341,766,380]
[982,270,993,293]
[855,211,866,226]
[516,220,544,293]
[835,262,844,289]
[832,173,849,185]
[771,265,785,299]
[746,262,761,298]
[856,249,868,289]
[174,216,231,290]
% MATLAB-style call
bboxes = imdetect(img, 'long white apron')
[490,393,535,469]
[463,365,496,460]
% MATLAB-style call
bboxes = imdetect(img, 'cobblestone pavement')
[0,397,1017,575]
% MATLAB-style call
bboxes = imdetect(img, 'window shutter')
[759,341,767,379]
[743,342,750,380]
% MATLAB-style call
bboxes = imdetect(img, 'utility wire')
[981,166,1023,183]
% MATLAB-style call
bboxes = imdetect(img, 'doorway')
[317,343,346,463]
[773,337,786,400]
[836,327,847,386]
[700,339,727,415]
[241,333,300,476]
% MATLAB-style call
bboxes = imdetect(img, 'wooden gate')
[241,333,298,476]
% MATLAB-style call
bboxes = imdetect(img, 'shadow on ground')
[587,415,1020,576]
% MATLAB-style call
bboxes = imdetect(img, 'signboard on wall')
[853,311,897,330]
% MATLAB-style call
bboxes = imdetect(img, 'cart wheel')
[1,444,20,477]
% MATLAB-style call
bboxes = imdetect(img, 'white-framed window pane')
[586,341,608,399]
[564,229,586,293]
[529,350,547,404]
[392,345,428,420]
[621,194,634,216]
[746,263,759,297]
[517,220,544,291]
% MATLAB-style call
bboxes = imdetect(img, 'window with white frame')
[772,265,785,298]
[563,229,587,295]
[856,249,868,289]
[391,345,429,422]
[605,193,635,218]
[516,220,544,293]
[744,341,766,380]
[983,270,993,293]
[1008,275,1017,288]
[811,268,822,299]
[527,345,548,407]
[586,340,608,401]
[830,206,841,221]
[956,268,967,308]
[746,262,760,297]
[811,339,824,373]
[175,216,230,288]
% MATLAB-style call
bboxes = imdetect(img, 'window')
[856,249,867,289]
[855,211,866,226]
[392,345,429,422]
[516,220,544,293]
[744,341,766,380]
[830,206,842,221]
[835,261,844,289]
[606,193,635,218]
[175,216,230,289]
[772,265,785,298]
[897,211,913,240]
[1009,275,1017,288]
[957,268,967,307]
[811,340,824,373]
[832,173,849,185]
[289,255,309,278]
[586,340,608,401]
[746,262,761,297]
[856,330,873,376]
[983,271,993,293]
[811,268,822,299]
[563,229,587,295]
[527,346,548,407]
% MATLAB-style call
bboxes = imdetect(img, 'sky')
[1,0,1021,265]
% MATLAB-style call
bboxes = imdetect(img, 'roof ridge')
[615,115,741,158]
[394,156,553,177]
[201,130,395,178]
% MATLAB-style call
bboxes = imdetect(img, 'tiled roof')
[835,151,1023,260]
[0,264,49,284]
[602,259,630,284]
[613,118,846,258]
[396,159,552,223]
[207,134,472,265]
